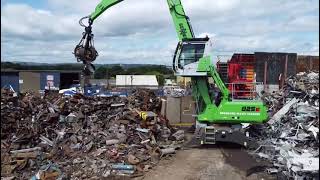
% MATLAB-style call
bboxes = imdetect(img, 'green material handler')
[74,0,269,148]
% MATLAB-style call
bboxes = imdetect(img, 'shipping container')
[40,72,60,90]
[1,72,20,92]
[296,55,319,72]
[227,54,256,99]
[255,52,297,85]
[19,72,41,93]
[216,62,228,83]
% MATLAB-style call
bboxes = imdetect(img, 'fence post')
[282,54,288,88]
[264,61,268,91]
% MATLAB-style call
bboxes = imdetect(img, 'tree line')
[1,62,174,86]
[93,65,174,86]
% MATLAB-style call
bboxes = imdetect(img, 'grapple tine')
[74,17,98,75]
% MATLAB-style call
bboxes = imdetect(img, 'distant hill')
[1,61,174,85]
[1,61,169,69]
[1,61,171,70]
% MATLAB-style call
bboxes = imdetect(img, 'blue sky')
[2,0,46,8]
[1,0,319,65]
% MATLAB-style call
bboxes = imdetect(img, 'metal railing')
[226,82,263,100]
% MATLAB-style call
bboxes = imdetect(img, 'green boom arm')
[197,57,230,100]
[89,0,123,22]
[87,0,194,41]
[75,0,197,74]
[82,0,226,102]
[75,0,197,75]
[166,0,194,40]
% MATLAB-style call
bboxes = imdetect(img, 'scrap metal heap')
[250,71,319,179]
[1,89,184,179]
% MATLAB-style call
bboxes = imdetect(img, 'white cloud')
[47,0,101,14]
[286,15,319,31]
[197,32,216,38]
[1,4,81,39]
[1,0,319,64]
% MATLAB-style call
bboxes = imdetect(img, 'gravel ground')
[135,133,276,180]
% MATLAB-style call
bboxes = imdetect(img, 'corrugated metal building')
[19,71,41,93]
[116,75,158,89]
[255,52,297,85]
[254,52,297,93]
[1,70,81,93]
[296,55,319,72]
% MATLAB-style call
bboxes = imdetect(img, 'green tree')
[145,71,165,86]
[157,74,165,86]
[109,65,125,77]
[94,66,108,79]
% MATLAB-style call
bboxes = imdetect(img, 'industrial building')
[216,53,319,96]
[1,70,81,93]
[116,75,159,89]
[176,53,319,99]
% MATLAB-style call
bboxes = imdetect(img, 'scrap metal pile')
[1,89,184,179]
[251,71,319,179]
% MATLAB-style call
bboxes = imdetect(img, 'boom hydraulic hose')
[74,0,195,74]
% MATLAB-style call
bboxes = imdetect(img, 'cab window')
[178,43,205,67]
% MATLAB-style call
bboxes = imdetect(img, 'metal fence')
[226,82,263,100]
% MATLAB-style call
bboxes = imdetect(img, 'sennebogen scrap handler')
[74,0,269,148]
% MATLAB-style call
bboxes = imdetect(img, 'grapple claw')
[74,45,98,64]
[74,17,98,75]
[82,63,96,76]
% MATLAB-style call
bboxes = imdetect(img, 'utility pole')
[130,75,133,90]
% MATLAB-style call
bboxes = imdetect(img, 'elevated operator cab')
[173,37,211,77]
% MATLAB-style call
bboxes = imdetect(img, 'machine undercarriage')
[194,122,258,149]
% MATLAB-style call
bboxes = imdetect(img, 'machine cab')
[173,37,211,77]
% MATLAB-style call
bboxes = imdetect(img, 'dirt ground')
[134,133,276,180]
